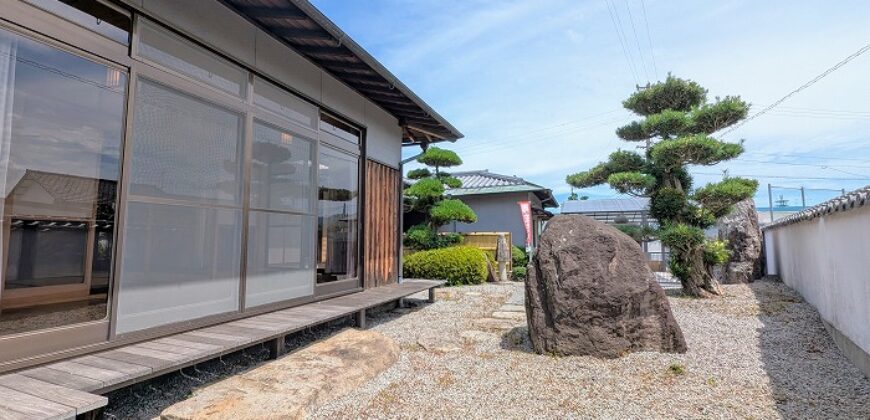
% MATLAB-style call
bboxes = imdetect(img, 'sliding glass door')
[0,18,128,362]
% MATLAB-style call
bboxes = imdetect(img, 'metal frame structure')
[0,0,438,373]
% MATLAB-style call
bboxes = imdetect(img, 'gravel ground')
[308,280,870,419]
[105,279,869,419]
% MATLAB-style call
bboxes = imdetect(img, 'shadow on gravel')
[500,326,534,353]
[104,297,433,419]
[750,279,870,419]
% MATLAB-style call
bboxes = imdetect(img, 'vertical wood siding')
[364,160,400,288]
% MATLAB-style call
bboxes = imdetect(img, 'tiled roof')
[763,185,870,230]
[561,197,650,214]
[446,170,558,208]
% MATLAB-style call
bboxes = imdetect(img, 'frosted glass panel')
[245,211,314,307]
[250,121,314,213]
[117,202,241,334]
[129,79,242,205]
[253,77,317,129]
[137,18,246,97]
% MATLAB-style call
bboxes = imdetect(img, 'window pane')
[253,77,317,130]
[245,211,314,307]
[251,121,314,213]
[117,202,241,334]
[129,79,243,206]
[0,28,125,335]
[316,147,359,283]
[137,18,246,97]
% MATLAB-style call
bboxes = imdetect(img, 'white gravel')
[309,280,870,419]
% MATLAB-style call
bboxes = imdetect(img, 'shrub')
[402,246,488,286]
[404,224,462,250]
[429,199,476,225]
[511,245,528,268]
[702,239,731,266]
[511,266,527,281]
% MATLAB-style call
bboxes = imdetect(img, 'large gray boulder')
[716,198,764,283]
[525,214,686,358]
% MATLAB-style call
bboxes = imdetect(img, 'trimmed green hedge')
[511,266,527,281]
[402,246,488,286]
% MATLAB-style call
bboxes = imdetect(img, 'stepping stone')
[464,292,482,297]
[499,304,526,312]
[473,318,520,331]
[161,329,399,419]
[492,311,526,320]
[416,337,462,354]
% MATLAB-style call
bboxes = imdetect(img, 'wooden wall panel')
[364,160,400,288]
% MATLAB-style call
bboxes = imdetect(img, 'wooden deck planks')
[0,385,76,419]
[0,374,107,415]
[0,280,444,419]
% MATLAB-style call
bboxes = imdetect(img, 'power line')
[734,157,870,171]
[719,42,870,137]
[604,0,639,85]
[691,171,870,181]
[743,151,870,163]
[639,0,659,80]
[623,0,649,83]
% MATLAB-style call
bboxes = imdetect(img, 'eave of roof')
[220,0,462,145]
[763,185,869,230]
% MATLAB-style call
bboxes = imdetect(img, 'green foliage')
[430,199,477,225]
[607,171,656,196]
[650,134,744,170]
[693,177,759,217]
[511,245,528,268]
[402,246,488,286]
[404,178,444,201]
[643,109,692,139]
[703,239,732,266]
[417,147,462,169]
[511,266,527,281]
[442,176,463,188]
[406,168,432,180]
[614,224,657,243]
[690,96,749,133]
[566,162,610,188]
[567,192,578,200]
[616,120,649,141]
[404,224,462,250]
[622,75,707,116]
[566,150,645,189]
[659,223,705,252]
[668,363,687,375]
[650,187,687,221]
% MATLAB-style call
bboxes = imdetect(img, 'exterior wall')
[130,0,402,168]
[764,206,870,376]
[442,192,530,247]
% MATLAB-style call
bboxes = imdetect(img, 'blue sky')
[311,0,870,209]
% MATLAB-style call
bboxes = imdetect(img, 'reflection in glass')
[117,203,241,334]
[245,211,314,307]
[253,77,317,130]
[138,18,246,97]
[129,79,243,205]
[251,121,314,213]
[316,147,359,283]
[0,28,125,335]
[24,0,131,44]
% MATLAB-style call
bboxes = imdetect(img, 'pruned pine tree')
[566,76,758,297]
[404,147,477,250]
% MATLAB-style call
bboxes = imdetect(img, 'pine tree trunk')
[674,247,722,298]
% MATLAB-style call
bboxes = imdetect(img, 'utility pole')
[767,183,774,222]
[800,187,806,209]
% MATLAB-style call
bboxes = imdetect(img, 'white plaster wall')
[364,102,402,168]
[765,205,870,358]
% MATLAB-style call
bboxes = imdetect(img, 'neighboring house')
[0,0,461,373]
[440,170,558,248]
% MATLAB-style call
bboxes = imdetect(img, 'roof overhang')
[220,0,463,145]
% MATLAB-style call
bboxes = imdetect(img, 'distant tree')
[567,192,579,201]
[566,75,757,297]
[404,147,477,250]
[579,195,589,200]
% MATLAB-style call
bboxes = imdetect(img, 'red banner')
[517,200,533,247]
